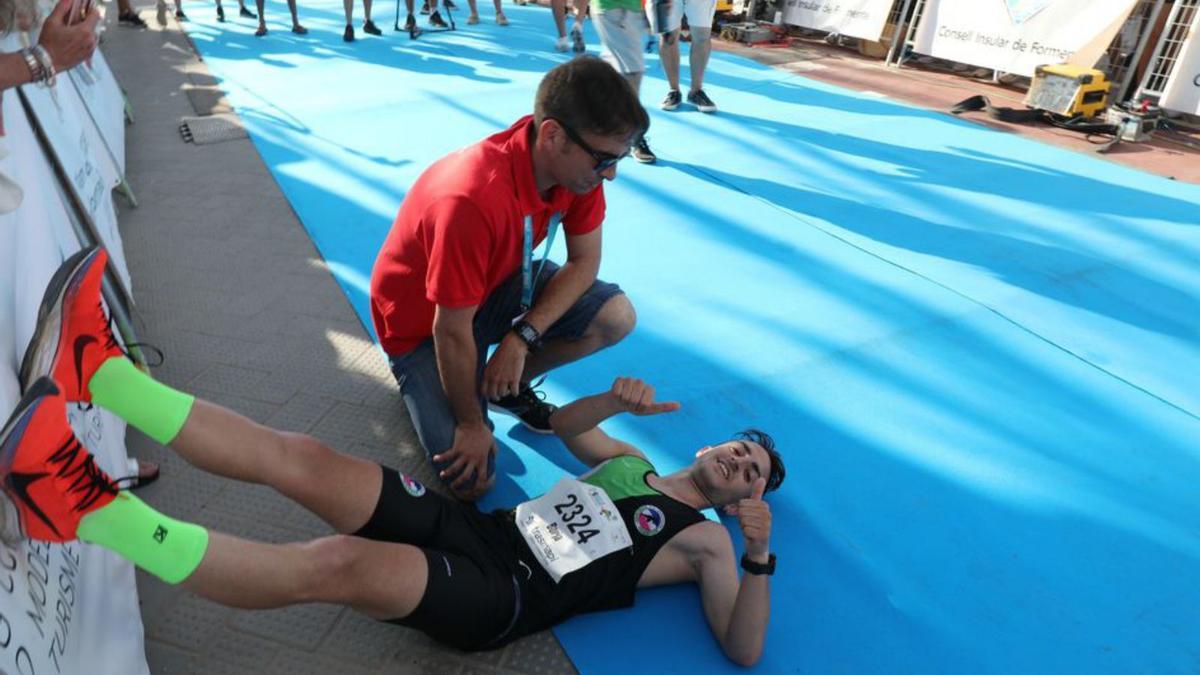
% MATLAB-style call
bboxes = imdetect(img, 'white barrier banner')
[913,0,1139,76]
[1159,15,1200,115]
[780,0,894,41]
[14,40,132,293]
[69,49,126,177]
[1,89,149,675]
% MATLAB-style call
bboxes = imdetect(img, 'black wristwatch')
[740,553,776,576]
[511,320,543,352]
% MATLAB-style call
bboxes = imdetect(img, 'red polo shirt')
[370,115,606,356]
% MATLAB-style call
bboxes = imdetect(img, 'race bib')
[515,477,632,583]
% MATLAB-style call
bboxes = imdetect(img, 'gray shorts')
[595,7,649,75]
[388,261,624,489]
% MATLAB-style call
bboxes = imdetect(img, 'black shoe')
[444,0,457,8]
[291,23,308,34]
[118,10,148,27]
[632,137,656,164]
[420,0,429,13]
[343,24,355,40]
[239,5,256,17]
[429,10,447,26]
[570,23,585,53]
[661,89,681,110]
[687,89,717,113]
[363,19,381,34]
[175,9,187,20]
[405,13,417,30]
[489,383,558,434]
[216,6,225,21]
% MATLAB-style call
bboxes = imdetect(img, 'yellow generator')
[1024,64,1110,119]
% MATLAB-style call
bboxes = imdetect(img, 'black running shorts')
[353,466,523,651]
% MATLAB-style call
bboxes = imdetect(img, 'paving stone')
[231,602,343,649]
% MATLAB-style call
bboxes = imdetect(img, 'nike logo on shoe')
[4,471,61,539]
[73,334,97,397]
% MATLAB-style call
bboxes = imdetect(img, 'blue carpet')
[181,3,1200,672]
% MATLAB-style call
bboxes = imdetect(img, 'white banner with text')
[0,54,149,675]
[913,0,1139,76]
[781,0,895,41]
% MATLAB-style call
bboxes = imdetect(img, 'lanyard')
[521,212,561,310]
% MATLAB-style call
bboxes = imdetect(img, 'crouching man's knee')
[590,294,637,347]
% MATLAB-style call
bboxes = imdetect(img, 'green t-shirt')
[593,0,644,16]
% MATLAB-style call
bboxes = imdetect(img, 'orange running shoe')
[0,378,119,542]
[19,247,126,403]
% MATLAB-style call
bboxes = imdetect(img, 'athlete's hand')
[39,0,100,72]
[433,423,496,499]
[729,477,771,560]
[607,377,681,417]
[482,335,527,401]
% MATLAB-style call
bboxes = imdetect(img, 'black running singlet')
[497,455,706,634]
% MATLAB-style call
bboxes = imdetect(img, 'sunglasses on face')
[549,118,630,173]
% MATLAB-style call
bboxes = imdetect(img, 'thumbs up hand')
[734,477,772,559]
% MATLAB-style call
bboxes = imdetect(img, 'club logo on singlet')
[634,505,666,536]
[400,473,426,497]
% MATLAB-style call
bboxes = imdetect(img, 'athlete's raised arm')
[548,377,680,467]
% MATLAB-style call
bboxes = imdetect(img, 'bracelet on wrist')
[32,45,56,87]
[20,48,46,84]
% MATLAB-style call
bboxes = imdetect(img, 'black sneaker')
[444,0,457,9]
[420,0,430,14]
[343,24,355,41]
[175,9,187,20]
[489,383,558,434]
[661,89,681,110]
[632,137,656,164]
[429,10,447,26]
[687,89,717,113]
[239,5,256,17]
[216,6,225,21]
[363,19,382,34]
[118,10,148,27]
[570,23,585,53]
[405,13,417,30]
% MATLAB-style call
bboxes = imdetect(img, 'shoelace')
[48,436,120,512]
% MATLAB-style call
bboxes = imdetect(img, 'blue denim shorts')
[388,261,623,489]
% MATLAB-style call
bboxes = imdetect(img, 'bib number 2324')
[515,478,632,582]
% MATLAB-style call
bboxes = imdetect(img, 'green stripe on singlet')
[580,455,659,500]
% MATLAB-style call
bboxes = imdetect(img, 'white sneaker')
[555,36,568,52]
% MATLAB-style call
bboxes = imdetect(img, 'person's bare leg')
[523,294,636,380]
[343,0,353,24]
[255,0,266,31]
[117,0,133,13]
[287,0,304,29]
[182,532,428,619]
[363,0,372,22]
[466,0,478,21]
[688,26,712,92]
[573,0,588,25]
[169,400,382,533]
[551,0,567,37]
[660,29,681,92]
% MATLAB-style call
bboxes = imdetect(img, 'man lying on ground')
[2,247,784,665]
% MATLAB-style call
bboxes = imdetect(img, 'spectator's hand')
[433,422,496,497]
[607,377,681,417]
[482,335,526,401]
[38,0,100,73]
[727,477,771,559]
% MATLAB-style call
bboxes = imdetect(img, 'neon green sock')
[89,358,195,445]
[77,492,209,584]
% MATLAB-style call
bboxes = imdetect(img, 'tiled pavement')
[103,9,575,674]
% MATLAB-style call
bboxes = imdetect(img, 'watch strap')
[740,552,776,576]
